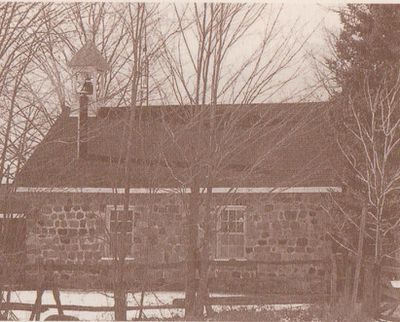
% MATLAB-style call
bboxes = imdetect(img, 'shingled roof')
[15,103,340,189]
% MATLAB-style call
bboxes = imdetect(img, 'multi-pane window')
[0,214,26,255]
[217,206,245,259]
[105,206,135,259]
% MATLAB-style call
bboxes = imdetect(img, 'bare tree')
[323,68,400,313]
[0,3,56,184]
[154,3,318,318]
[103,3,160,320]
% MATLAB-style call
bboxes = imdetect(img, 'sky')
[279,3,343,100]
[158,2,344,103]
[244,3,343,101]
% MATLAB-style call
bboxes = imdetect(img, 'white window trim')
[213,258,248,262]
[100,256,135,261]
[218,205,247,211]
[0,213,26,219]
[216,205,246,260]
[106,205,135,211]
[103,204,136,260]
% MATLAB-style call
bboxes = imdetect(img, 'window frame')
[216,205,246,260]
[102,205,136,261]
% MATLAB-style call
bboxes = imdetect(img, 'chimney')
[78,95,88,159]
[77,78,92,159]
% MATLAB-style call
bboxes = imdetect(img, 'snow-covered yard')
[6,290,309,320]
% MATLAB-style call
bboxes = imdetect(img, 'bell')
[79,77,93,95]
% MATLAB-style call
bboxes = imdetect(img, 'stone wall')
[20,192,332,293]
[207,194,331,293]
[27,204,103,265]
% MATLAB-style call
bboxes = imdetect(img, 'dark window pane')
[221,222,229,233]
[117,211,123,221]
[126,222,133,232]
[220,246,229,258]
[220,234,229,245]
[221,210,228,221]
[230,245,244,258]
[118,211,132,221]
[237,222,244,233]
[232,234,244,245]
[228,210,236,222]
[121,211,133,220]
[124,233,132,244]
[117,221,132,233]
[110,210,117,221]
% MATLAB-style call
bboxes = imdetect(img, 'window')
[0,213,26,255]
[0,213,26,282]
[216,206,245,259]
[104,205,136,259]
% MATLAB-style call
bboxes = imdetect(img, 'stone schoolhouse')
[4,43,341,293]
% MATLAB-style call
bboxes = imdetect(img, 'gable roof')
[15,103,340,189]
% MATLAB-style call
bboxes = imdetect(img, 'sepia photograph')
[0,1,400,321]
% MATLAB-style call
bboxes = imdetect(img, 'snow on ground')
[7,290,309,320]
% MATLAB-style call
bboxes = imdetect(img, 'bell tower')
[68,41,109,116]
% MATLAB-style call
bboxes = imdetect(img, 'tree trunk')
[114,287,126,321]
[196,249,210,318]
[373,261,382,318]
[370,221,383,319]
[344,258,353,301]
[351,205,367,305]
[114,5,145,320]
[363,224,383,319]
[330,253,337,304]
[196,182,214,318]
[362,260,382,319]
[114,256,126,320]
[185,180,200,319]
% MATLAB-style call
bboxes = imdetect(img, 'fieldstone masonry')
[21,192,332,293]
[27,204,103,264]
[209,194,331,293]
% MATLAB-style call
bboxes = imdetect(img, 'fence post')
[30,259,44,321]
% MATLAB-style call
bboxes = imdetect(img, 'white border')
[15,186,342,194]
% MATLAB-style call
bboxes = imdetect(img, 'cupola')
[68,41,109,116]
